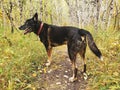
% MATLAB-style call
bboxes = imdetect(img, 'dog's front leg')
[46,48,52,66]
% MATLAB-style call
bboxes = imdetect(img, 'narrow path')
[35,45,87,90]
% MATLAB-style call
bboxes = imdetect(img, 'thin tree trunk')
[94,0,100,31]
[18,0,23,24]
[114,1,119,30]
[1,1,6,29]
[9,1,14,33]
[105,0,113,30]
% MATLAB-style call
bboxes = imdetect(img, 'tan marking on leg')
[46,48,52,66]
[46,28,52,66]
[69,61,78,82]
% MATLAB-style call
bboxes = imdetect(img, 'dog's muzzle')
[24,28,32,35]
[19,26,32,35]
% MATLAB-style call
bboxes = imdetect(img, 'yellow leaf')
[43,68,47,73]
[32,87,36,90]
[32,73,37,77]
[113,72,119,76]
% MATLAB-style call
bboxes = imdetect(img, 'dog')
[19,13,103,82]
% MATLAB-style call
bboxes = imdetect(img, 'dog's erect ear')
[33,13,38,21]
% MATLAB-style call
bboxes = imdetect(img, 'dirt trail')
[35,45,87,90]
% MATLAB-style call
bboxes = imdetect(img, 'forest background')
[0,0,120,90]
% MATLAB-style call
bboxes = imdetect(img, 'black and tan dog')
[19,13,103,82]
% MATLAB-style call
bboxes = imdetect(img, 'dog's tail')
[80,30,103,61]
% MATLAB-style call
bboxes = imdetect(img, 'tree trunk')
[105,0,113,30]
[94,0,101,31]
[18,0,24,24]
[9,1,14,33]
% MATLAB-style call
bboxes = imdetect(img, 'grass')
[0,27,46,90]
[0,26,120,90]
[85,27,120,90]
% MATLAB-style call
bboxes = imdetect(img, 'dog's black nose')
[19,26,21,30]
[19,26,24,30]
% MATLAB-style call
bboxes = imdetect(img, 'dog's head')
[19,13,39,35]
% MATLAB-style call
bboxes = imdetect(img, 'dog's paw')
[83,73,88,80]
[69,77,77,82]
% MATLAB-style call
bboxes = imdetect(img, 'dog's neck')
[37,22,44,35]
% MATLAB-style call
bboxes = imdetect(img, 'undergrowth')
[0,27,46,90]
[85,27,120,90]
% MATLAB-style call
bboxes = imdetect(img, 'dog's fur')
[19,13,103,82]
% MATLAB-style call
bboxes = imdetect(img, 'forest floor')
[34,45,88,90]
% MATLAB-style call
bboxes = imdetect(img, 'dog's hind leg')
[81,55,88,80]
[79,49,88,80]
[46,48,52,66]
[67,44,78,82]
[69,59,78,82]
[79,51,86,73]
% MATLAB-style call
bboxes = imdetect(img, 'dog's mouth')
[24,28,32,35]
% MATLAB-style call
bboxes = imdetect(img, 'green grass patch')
[0,28,46,89]
[85,27,120,90]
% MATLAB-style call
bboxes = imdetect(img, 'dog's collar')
[37,22,44,35]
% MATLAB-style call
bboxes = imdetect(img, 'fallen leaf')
[64,75,68,78]
[43,68,47,73]
[48,69,52,73]
[32,73,37,77]
[113,72,119,76]
[56,82,61,85]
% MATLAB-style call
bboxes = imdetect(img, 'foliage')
[0,0,119,30]
[0,27,46,89]
[85,27,120,90]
